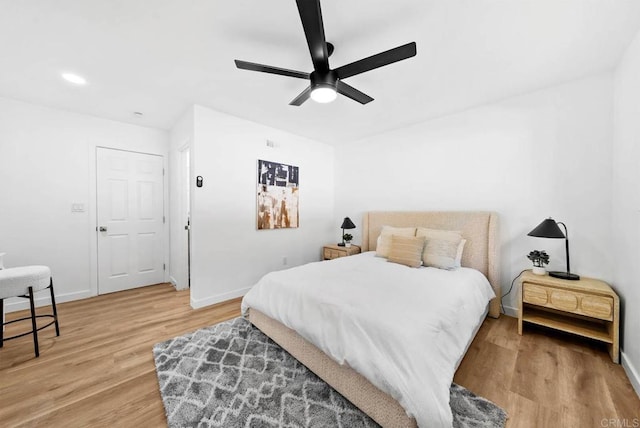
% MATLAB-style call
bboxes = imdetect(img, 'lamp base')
[337,243,346,247]
[549,271,580,281]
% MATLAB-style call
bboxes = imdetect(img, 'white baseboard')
[190,287,251,310]
[502,304,518,318]
[622,350,640,399]
[169,276,179,289]
[169,275,188,291]
[3,289,94,313]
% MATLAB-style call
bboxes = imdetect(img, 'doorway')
[96,147,165,294]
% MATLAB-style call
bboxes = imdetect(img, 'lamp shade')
[527,218,565,239]
[341,217,356,230]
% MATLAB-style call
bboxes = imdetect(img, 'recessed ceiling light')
[61,73,87,85]
[133,112,143,117]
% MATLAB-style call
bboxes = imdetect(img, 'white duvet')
[241,251,495,427]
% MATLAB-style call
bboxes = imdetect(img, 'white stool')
[0,266,60,357]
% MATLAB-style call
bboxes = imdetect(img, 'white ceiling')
[1,0,639,144]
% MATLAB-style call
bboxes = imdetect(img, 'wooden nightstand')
[518,271,619,363]
[322,244,361,260]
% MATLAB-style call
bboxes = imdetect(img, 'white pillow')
[454,239,467,267]
[416,227,463,269]
[375,226,417,258]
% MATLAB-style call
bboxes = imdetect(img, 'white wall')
[335,75,613,315]
[189,105,335,308]
[613,29,640,396]
[168,106,194,290]
[0,97,169,311]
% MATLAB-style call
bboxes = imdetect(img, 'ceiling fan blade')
[335,42,417,80]
[296,0,330,72]
[235,60,309,80]
[336,81,374,104]
[289,86,313,106]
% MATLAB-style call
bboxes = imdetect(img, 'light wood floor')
[0,284,638,427]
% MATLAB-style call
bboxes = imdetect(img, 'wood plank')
[598,351,640,420]
[503,392,559,428]
[484,314,522,351]
[454,339,517,410]
[15,371,167,428]
[509,330,618,416]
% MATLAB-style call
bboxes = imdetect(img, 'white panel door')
[97,148,164,294]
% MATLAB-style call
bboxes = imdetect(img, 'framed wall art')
[257,159,299,229]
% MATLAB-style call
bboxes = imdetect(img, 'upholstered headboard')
[362,211,501,318]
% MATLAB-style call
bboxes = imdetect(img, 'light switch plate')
[71,203,85,212]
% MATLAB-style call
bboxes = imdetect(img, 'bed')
[242,211,500,427]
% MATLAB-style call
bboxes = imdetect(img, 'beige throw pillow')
[375,226,417,258]
[388,235,426,268]
[416,227,463,269]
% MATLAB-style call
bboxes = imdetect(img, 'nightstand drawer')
[323,248,346,259]
[523,283,613,321]
[522,284,548,305]
[581,295,614,320]
[322,245,360,260]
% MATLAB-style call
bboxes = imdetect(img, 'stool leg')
[49,278,60,336]
[1,298,4,348]
[28,286,39,358]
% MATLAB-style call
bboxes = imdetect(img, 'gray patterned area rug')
[153,317,506,428]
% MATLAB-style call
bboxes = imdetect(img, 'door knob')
[99,226,107,232]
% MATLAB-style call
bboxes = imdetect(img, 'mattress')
[241,251,495,427]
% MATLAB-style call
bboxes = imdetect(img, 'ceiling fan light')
[310,86,337,103]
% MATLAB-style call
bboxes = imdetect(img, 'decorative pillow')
[387,235,426,268]
[416,227,463,269]
[454,239,467,267]
[375,226,417,258]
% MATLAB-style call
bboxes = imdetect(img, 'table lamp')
[338,217,356,246]
[527,217,580,280]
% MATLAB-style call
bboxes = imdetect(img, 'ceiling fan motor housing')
[310,69,338,90]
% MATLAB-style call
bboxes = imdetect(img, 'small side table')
[322,244,361,260]
[518,270,619,363]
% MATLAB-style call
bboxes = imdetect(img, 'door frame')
[175,142,192,290]
[88,146,169,298]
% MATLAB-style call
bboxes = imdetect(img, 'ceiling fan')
[234,0,417,106]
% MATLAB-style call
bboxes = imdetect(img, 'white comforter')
[241,251,495,427]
